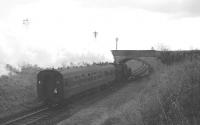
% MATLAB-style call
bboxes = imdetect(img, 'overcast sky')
[0,0,200,72]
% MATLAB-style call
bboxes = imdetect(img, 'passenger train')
[37,63,130,105]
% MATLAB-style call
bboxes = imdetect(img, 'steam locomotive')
[37,63,130,105]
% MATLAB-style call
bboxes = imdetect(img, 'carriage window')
[82,74,85,78]
[93,73,96,79]
[98,72,102,78]
[78,75,81,80]
[91,72,95,79]
[74,76,78,80]
[65,81,68,85]
[104,71,109,75]
[108,71,111,75]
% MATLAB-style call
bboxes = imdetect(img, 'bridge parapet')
[111,50,158,63]
[111,50,200,63]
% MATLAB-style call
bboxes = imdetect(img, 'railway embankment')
[59,57,200,125]
[138,57,200,125]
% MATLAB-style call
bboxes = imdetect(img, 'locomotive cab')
[37,69,64,105]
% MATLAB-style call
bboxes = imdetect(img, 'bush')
[0,64,42,118]
[158,51,186,65]
[141,59,200,125]
[158,50,200,65]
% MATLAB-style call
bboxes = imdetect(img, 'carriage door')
[52,72,64,102]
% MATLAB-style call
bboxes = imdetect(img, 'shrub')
[0,64,42,118]
[141,59,200,125]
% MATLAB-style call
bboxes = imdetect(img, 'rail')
[1,106,49,125]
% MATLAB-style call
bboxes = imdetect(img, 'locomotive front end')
[37,69,64,105]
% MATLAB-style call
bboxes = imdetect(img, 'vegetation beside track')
[139,55,200,125]
[115,55,200,125]
[0,64,41,118]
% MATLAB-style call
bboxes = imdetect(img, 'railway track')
[1,59,150,125]
[1,106,49,125]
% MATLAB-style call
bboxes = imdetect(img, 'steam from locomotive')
[0,27,114,75]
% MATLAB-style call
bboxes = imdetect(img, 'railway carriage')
[61,64,116,99]
[37,64,123,105]
[37,59,147,105]
[37,70,64,104]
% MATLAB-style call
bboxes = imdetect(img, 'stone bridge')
[111,50,158,63]
[111,50,200,63]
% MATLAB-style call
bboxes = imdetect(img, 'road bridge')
[111,50,158,63]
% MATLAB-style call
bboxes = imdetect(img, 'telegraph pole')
[93,31,98,39]
[115,37,118,50]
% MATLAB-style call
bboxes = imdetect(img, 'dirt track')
[58,79,149,125]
